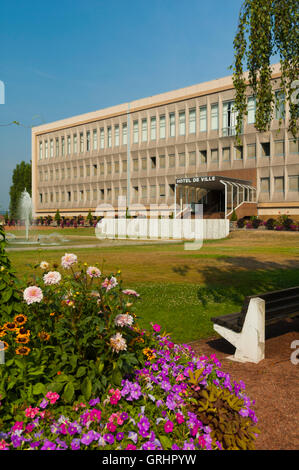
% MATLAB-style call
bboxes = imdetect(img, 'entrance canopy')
[175,175,256,218]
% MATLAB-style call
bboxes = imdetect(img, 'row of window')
[38,174,299,205]
[38,97,264,159]
[38,138,299,182]
[260,175,299,193]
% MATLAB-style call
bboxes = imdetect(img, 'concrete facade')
[31,63,299,219]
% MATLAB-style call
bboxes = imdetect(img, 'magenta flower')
[152,324,161,332]
[164,420,174,433]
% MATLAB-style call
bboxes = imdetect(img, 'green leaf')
[81,377,92,400]
[33,382,46,395]
[76,366,86,378]
[111,367,122,386]
[62,382,75,403]
[159,435,172,450]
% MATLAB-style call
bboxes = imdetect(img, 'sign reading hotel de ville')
[176,176,216,184]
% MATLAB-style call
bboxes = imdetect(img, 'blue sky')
[0,0,245,211]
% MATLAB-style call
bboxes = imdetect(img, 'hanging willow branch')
[232,0,299,138]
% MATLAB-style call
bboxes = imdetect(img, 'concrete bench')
[211,286,299,363]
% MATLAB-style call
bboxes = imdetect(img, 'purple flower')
[128,432,138,444]
[39,399,49,409]
[120,412,128,421]
[71,438,81,450]
[116,432,124,441]
[41,439,57,450]
[89,397,100,406]
[56,437,68,450]
[81,431,95,446]
[104,433,115,445]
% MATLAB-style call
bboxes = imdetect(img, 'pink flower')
[125,444,137,450]
[198,435,206,448]
[109,389,121,405]
[43,271,61,285]
[175,413,185,424]
[164,420,174,433]
[0,439,8,450]
[107,422,117,432]
[46,391,60,404]
[102,276,118,291]
[61,253,77,269]
[26,423,34,432]
[122,289,140,297]
[109,333,127,353]
[11,421,23,432]
[25,406,40,418]
[114,314,134,328]
[152,324,161,333]
[23,286,43,305]
[86,266,101,278]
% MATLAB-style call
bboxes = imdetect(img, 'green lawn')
[6,230,299,343]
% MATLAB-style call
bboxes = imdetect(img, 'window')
[159,155,165,168]
[50,139,54,158]
[141,185,147,199]
[169,113,175,137]
[189,151,196,166]
[211,149,219,162]
[274,140,285,156]
[260,177,270,193]
[114,187,119,200]
[114,161,119,173]
[234,146,243,160]
[67,167,70,178]
[39,170,43,182]
[133,159,138,171]
[211,104,219,130]
[247,97,256,124]
[179,111,186,136]
[93,129,97,150]
[86,189,90,201]
[150,117,156,140]
[150,185,156,199]
[79,166,84,177]
[80,190,84,201]
[289,139,299,154]
[222,147,230,161]
[44,170,48,181]
[179,153,185,167]
[199,106,207,132]
[122,123,127,145]
[261,142,270,157]
[100,128,105,149]
[189,108,196,134]
[39,142,43,159]
[247,143,256,159]
[50,192,53,203]
[55,168,59,180]
[61,168,65,179]
[169,154,175,168]
[107,162,112,174]
[80,133,84,153]
[142,119,147,142]
[73,190,77,202]
[93,164,97,176]
[107,127,112,148]
[55,138,59,157]
[122,160,127,173]
[56,192,59,202]
[107,188,111,200]
[73,167,77,178]
[93,188,97,201]
[114,125,119,146]
[133,121,139,144]
[45,141,48,159]
[141,157,147,170]
[150,156,156,169]
[100,162,104,175]
[289,175,299,192]
[67,135,71,155]
[86,165,90,177]
[159,184,165,197]
[67,191,71,202]
[100,189,104,201]
[222,101,237,136]
[73,134,77,153]
[275,90,285,120]
[199,150,207,164]
[159,115,166,139]
[39,193,43,203]
[274,176,284,193]
[45,193,48,203]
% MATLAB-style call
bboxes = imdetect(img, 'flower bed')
[0,227,259,450]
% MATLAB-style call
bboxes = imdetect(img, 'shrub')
[237,218,245,228]
[0,336,259,450]
[265,218,276,230]
[230,210,237,222]
[250,217,262,229]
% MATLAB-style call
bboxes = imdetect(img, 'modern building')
[32,63,299,220]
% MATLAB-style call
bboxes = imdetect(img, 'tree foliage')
[9,161,32,220]
[232,0,299,138]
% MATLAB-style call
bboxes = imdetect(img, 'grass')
[7,230,299,343]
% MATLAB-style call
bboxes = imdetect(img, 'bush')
[250,217,262,229]
[230,210,237,222]
[0,336,259,450]
[237,218,245,228]
[265,218,276,230]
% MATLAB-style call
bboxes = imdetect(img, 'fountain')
[6,190,69,246]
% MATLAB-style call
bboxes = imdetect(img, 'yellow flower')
[50,312,56,316]
[16,346,30,356]
[16,334,30,344]
[38,331,51,342]
[14,314,27,326]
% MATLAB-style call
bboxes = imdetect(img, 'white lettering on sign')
[176,176,217,184]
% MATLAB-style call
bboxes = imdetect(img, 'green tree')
[9,161,32,220]
[232,0,298,138]
[54,209,61,226]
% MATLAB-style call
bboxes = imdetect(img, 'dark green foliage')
[237,217,246,228]
[232,0,299,139]
[9,161,32,220]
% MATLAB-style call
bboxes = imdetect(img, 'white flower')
[40,261,49,270]
[23,286,43,305]
[122,289,140,297]
[61,253,77,269]
[109,333,127,353]
[86,266,101,278]
[114,314,134,328]
[43,271,62,286]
